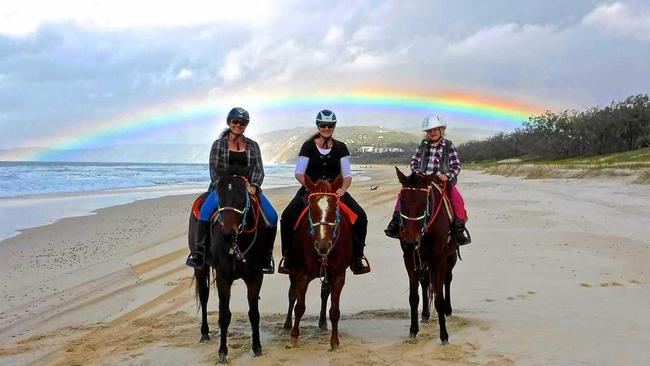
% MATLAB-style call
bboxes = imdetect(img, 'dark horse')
[395,167,458,344]
[283,175,353,350]
[188,167,276,363]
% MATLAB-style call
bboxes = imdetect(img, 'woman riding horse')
[186,107,278,272]
[279,109,370,275]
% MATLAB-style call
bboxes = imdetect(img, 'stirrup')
[278,257,290,275]
[456,228,472,246]
[186,251,205,269]
[351,256,371,275]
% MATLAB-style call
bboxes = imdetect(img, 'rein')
[306,192,341,284]
[212,175,262,263]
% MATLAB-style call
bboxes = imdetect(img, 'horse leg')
[329,276,344,350]
[318,281,330,331]
[284,274,296,330]
[288,275,308,348]
[195,268,211,342]
[404,256,420,338]
[246,274,264,357]
[444,254,457,316]
[433,260,449,344]
[420,275,430,323]
[216,277,233,363]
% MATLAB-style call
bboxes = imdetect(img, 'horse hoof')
[200,334,210,343]
[319,325,328,332]
[420,318,430,324]
[253,347,263,357]
[330,342,339,351]
[441,339,449,345]
[283,322,292,330]
[218,354,228,364]
[285,337,299,349]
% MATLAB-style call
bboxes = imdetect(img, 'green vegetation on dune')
[467,147,650,170]
[459,94,650,164]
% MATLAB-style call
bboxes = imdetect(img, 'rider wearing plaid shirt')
[186,107,278,272]
[410,138,461,182]
[208,131,265,191]
[385,115,471,245]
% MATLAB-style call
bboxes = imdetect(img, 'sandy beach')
[1,166,649,365]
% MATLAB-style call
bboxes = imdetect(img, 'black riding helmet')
[315,109,337,126]
[227,107,250,124]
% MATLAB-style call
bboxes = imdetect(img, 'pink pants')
[395,185,468,222]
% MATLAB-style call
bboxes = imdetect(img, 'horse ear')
[395,166,408,186]
[332,175,343,192]
[304,175,316,192]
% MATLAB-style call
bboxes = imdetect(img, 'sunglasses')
[230,119,248,127]
[318,123,336,129]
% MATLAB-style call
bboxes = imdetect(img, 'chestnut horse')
[188,168,276,363]
[283,175,353,350]
[395,167,458,344]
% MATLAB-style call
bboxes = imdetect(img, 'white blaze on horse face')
[317,196,330,242]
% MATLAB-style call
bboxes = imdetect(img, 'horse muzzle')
[315,241,332,256]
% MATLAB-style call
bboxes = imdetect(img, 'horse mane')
[216,166,251,181]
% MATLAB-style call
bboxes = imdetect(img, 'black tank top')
[228,150,248,167]
[299,139,350,182]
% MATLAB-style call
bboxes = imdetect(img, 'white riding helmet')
[421,114,447,131]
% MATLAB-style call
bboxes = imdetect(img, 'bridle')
[306,191,342,284]
[212,175,261,262]
[307,192,341,257]
[398,181,448,235]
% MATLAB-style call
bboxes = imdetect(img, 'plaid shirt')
[208,132,265,191]
[410,138,461,180]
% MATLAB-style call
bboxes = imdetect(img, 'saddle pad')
[192,195,207,219]
[293,202,358,230]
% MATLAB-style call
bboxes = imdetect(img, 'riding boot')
[262,247,275,274]
[186,220,210,269]
[453,220,472,246]
[384,211,400,239]
[351,242,371,275]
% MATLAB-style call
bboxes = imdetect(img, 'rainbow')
[21,88,542,161]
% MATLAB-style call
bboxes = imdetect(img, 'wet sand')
[1,166,649,365]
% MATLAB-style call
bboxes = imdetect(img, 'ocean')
[0,162,298,240]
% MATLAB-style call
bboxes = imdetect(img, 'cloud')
[176,69,194,80]
[444,23,557,59]
[1,0,649,150]
[323,26,344,46]
[582,2,650,40]
[0,0,280,36]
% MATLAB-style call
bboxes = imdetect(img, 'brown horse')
[283,175,353,350]
[395,167,458,344]
[188,168,276,363]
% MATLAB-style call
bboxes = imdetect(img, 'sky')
[0,0,649,153]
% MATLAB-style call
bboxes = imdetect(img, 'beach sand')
[1,166,649,365]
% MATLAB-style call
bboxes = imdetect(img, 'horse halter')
[213,175,260,262]
[307,192,341,257]
[214,176,251,228]
[399,186,434,234]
